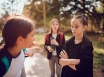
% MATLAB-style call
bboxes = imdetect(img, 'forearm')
[59,58,80,66]
[68,64,77,70]
[69,59,80,65]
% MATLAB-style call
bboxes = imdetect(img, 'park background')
[0,0,104,77]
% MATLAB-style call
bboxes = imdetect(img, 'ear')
[83,26,87,31]
[17,36,24,44]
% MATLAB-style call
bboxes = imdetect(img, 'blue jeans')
[49,56,61,77]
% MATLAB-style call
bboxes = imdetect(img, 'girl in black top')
[59,14,93,77]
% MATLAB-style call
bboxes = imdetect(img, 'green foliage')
[0,22,3,31]
[23,0,104,32]
[97,40,104,48]
[93,52,104,68]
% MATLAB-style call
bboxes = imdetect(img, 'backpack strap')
[1,56,10,73]
[46,32,63,44]
[46,33,50,44]
[59,32,63,44]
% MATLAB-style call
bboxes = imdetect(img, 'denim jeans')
[49,56,61,77]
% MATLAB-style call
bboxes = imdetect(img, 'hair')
[72,14,88,26]
[50,18,60,33]
[0,15,35,58]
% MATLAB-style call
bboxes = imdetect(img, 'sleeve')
[58,34,66,64]
[0,61,6,77]
[57,33,65,50]
[22,48,26,53]
[75,46,93,74]
[44,34,50,52]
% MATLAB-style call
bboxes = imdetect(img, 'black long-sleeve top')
[61,36,93,77]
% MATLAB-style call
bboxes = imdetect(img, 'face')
[51,21,59,32]
[71,18,86,37]
[23,28,35,48]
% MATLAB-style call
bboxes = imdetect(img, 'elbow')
[59,59,62,65]
[76,59,80,65]
[59,59,65,66]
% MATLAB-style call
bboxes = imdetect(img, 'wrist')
[55,43,59,46]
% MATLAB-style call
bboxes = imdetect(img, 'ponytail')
[0,45,9,59]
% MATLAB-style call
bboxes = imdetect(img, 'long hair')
[50,18,60,34]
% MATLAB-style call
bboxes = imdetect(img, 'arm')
[44,34,53,52]
[24,50,34,57]
[75,46,93,73]
[59,50,80,66]
[57,33,65,49]
[59,58,80,66]
[59,50,80,70]
[0,61,6,77]
[23,48,34,57]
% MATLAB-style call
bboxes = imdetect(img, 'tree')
[0,0,21,15]
[23,0,61,28]
[60,0,104,32]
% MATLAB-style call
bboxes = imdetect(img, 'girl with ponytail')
[59,14,93,77]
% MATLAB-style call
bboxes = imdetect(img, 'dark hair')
[73,14,88,26]
[0,15,35,58]
[50,18,60,33]
[2,15,35,47]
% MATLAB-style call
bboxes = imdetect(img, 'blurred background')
[0,0,104,77]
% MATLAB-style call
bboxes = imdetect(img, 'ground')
[24,46,104,77]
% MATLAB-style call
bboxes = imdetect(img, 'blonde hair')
[50,18,60,33]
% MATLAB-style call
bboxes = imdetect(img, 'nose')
[71,27,75,32]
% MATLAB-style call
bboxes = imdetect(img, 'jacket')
[44,32,65,59]
[61,35,93,77]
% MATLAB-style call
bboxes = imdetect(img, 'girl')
[0,15,35,77]
[44,18,65,77]
[59,14,93,77]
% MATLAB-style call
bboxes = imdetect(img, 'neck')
[75,34,83,40]
[8,46,22,57]
[52,31,57,34]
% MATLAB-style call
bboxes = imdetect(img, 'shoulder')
[66,36,75,42]
[82,36,94,51]
[46,32,51,35]
[45,32,51,37]
[65,36,75,45]
[0,61,6,76]
[59,32,64,35]
[82,35,93,47]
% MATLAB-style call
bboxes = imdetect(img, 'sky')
[0,0,27,17]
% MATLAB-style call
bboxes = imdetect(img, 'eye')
[75,26,78,28]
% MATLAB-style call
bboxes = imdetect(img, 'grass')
[34,32,104,67]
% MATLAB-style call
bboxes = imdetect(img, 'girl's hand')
[59,50,68,59]
[51,39,59,46]
[25,50,34,57]
[47,46,53,52]
[32,42,39,46]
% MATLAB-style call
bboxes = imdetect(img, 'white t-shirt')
[52,34,57,56]
[3,50,25,77]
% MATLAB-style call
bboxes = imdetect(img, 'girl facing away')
[59,14,93,77]
[0,15,35,77]
[44,18,65,77]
